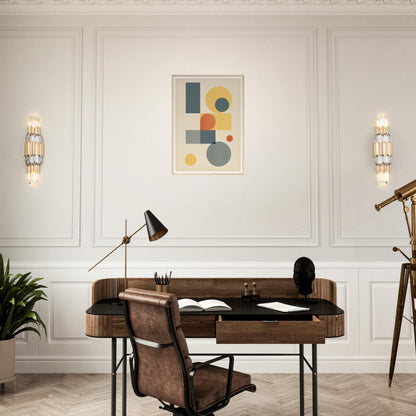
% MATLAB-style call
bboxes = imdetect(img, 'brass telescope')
[375,179,416,211]
[375,178,416,388]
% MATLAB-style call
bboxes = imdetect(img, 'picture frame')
[172,75,244,174]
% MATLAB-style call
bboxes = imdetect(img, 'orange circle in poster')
[185,153,197,166]
[226,135,233,142]
[200,114,216,130]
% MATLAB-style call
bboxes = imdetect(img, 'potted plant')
[0,254,47,387]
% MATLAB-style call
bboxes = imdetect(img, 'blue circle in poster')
[215,98,229,112]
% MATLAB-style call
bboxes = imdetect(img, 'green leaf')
[0,253,4,280]
[13,326,42,338]
[5,258,10,277]
[0,255,47,340]
[0,300,15,339]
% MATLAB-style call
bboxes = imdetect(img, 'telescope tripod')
[388,262,416,386]
[376,182,416,386]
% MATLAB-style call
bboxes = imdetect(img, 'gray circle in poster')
[206,142,231,167]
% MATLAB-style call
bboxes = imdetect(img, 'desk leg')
[299,344,304,416]
[122,338,127,416]
[111,338,117,416]
[312,344,318,416]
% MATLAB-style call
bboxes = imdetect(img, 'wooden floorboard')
[0,373,415,415]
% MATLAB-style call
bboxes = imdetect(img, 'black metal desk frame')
[110,341,317,416]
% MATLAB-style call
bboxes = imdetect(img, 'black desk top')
[86,297,343,319]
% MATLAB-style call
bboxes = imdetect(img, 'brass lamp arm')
[88,223,146,272]
[127,223,146,240]
[88,240,125,272]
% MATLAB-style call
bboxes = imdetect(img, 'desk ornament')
[251,281,260,302]
[241,281,251,302]
[293,257,315,299]
[154,271,171,293]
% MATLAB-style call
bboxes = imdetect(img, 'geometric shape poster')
[172,75,244,174]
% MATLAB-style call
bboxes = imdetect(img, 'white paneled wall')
[0,28,82,247]
[1,10,416,374]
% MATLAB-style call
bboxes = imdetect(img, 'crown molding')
[0,0,416,4]
[1,0,416,17]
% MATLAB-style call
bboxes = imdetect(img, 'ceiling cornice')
[0,0,415,5]
[1,0,416,16]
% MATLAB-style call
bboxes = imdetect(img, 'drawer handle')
[262,320,280,323]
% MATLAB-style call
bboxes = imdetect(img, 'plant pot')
[0,338,15,384]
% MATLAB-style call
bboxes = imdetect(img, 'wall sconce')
[24,115,44,185]
[373,114,392,184]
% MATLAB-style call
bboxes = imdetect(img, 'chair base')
[160,403,214,416]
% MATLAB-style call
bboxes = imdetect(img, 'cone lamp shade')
[145,210,168,242]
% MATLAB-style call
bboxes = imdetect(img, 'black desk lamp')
[88,210,168,292]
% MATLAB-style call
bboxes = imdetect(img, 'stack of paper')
[257,301,310,313]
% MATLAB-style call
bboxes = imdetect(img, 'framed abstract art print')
[172,75,244,174]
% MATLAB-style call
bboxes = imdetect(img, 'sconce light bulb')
[377,172,390,185]
[376,164,390,184]
[376,115,389,135]
[27,115,41,135]
[26,164,40,185]
[27,172,39,185]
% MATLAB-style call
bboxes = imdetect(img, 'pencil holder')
[156,284,169,293]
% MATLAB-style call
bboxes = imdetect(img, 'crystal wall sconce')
[24,115,44,185]
[373,115,392,184]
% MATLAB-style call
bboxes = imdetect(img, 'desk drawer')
[216,316,325,344]
[181,315,216,337]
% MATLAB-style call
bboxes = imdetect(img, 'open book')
[178,298,232,312]
[257,301,310,313]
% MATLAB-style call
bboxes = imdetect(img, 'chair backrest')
[119,288,193,408]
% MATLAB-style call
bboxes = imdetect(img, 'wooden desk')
[86,278,344,416]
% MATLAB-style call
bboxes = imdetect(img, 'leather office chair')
[119,288,256,416]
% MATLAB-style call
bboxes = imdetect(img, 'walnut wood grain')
[92,277,337,302]
[180,315,216,337]
[85,314,114,338]
[317,314,345,338]
[216,316,326,344]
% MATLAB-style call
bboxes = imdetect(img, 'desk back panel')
[92,277,337,304]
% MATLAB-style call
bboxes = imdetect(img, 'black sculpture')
[293,257,315,298]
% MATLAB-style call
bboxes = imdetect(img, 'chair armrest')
[192,354,233,371]
[188,354,234,412]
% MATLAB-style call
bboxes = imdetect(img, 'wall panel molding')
[94,26,318,247]
[329,27,416,247]
[0,27,82,247]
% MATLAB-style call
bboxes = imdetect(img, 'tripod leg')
[409,269,416,355]
[389,264,409,387]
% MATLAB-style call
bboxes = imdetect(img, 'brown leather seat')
[119,288,256,416]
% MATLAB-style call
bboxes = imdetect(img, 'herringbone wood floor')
[0,373,415,415]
